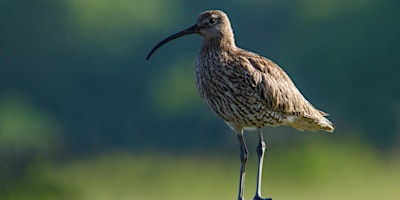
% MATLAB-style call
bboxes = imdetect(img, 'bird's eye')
[209,18,216,24]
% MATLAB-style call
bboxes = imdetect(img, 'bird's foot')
[253,196,272,200]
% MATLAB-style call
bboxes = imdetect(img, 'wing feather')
[235,49,334,131]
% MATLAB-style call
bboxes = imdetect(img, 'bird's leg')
[237,132,248,200]
[253,129,272,200]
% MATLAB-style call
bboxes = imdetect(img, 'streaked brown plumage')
[147,10,334,200]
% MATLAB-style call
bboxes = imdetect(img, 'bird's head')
[146,10,234,60]
[195,10,234,40]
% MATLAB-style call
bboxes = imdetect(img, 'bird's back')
[195,45,334,132]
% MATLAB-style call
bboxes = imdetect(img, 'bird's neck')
[202,36,236,52]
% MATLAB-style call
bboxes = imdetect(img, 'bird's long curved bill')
[146,24,199,60]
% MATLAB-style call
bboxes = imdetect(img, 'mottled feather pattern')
[195,43,334,132]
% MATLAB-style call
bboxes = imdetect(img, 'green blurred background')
[1,0,399,199]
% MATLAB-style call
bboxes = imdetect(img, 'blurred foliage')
[149,59,201,113]
[0,0,400,198]
[0,92,61,185]
[296,0,376,21]
[1,140,400,200]
[0,92,59,154]
[64,0,180,55]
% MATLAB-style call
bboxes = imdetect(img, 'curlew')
[146,10,334,200]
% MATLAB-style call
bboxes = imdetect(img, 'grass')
[2,139,400,200]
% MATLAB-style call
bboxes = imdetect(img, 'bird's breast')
[194,56,282,128]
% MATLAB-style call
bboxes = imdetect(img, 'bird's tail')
[283,113,335,132]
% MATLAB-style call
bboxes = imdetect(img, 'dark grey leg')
[253,129,272,200]
[237,131,248,200]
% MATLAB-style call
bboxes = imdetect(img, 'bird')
[146,10,334,200]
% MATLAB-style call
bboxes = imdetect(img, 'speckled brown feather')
[193,10,334,132]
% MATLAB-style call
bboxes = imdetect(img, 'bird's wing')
[237,50,320,117]
[231,49,334,132]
